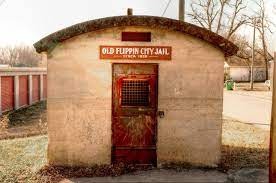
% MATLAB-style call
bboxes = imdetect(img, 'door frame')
[111,63,159,166]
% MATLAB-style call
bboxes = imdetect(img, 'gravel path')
[61,168,268,183]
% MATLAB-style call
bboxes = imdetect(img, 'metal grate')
[121,80,150,106]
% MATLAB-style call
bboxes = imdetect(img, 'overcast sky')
[0,0,275,51]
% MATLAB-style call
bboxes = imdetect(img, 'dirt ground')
[0,101,47,140]
[0,103,270,182]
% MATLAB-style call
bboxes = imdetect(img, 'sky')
[0,0,275,52]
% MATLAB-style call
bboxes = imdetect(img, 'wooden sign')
[100,46,172,60]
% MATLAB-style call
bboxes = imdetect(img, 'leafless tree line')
[189,0,275,80]
[253,0,275,79]
[0,45,40,67]
[189,0,248,39]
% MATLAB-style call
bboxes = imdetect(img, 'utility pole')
[179,0,185,21]
[270,52,276,183]
[127,8,133,16]
[250,18,256,90]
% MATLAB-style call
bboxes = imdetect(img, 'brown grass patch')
[0,101,47,140]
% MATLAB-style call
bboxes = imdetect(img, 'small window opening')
[122,32,151,42]
[121,79,150,106]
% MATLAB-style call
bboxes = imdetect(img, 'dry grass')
[221,116,269,170]
[0,101,47,140]
[0,135,150,183]
[0,135,47,183]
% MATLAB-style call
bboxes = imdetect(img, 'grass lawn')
[0,135,47,183]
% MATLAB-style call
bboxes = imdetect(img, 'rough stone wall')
[47,26,225,167]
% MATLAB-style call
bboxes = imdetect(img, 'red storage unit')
[19,75,28,107]
[32,75,40,103]
[1,76,14,112]
[43,75,47,99]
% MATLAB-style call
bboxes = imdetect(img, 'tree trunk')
[261,32,269,80]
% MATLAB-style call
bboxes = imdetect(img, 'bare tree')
[189,0,248,39]
[0,45,41,67]
[0,46,18,66]
[253,0,275,80]
[226,0,247,39]
[216,0,229,33]
[189,0,220,31]
[189,0,274,83]
[229,34,272,67]
[227,33,272,88]
[228,35,252,76]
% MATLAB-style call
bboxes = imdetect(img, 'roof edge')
[33,15,238,56]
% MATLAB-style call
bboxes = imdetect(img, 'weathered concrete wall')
[47,26,225,167]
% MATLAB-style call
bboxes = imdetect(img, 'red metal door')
[112,64,158,166]
[1,76,14,112]
[19,76,28,107]
[32,75,40,102]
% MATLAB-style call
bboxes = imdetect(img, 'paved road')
[223,91,272,126]
[60,168,268,183]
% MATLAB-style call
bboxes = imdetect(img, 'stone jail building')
[34,15,238,167]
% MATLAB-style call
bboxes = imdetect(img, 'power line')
[161,0,172,17]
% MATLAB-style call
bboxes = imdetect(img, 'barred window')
[121,80,150,106]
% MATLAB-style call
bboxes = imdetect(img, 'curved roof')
[34,16,238,56]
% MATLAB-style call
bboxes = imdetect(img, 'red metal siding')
[43,75,47,99]
[32,75,40,103]
[19,76,28,107]
[1,76,14,112]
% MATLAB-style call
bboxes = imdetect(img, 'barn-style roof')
[34,16,238,56]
